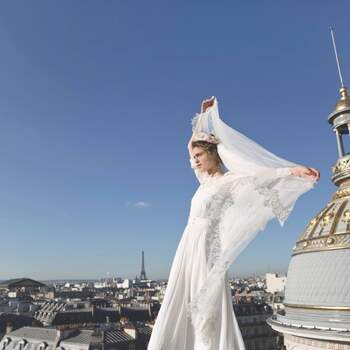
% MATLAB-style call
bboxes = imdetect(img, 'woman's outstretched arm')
[258,166,320,181]
[188,134,195,158]
[188,97,216,157]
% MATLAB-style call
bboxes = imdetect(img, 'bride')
[147,97,320,350]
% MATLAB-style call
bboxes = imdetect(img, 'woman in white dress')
[147,97,320,350]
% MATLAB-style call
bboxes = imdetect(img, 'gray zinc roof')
[60,330,93,345]
[104,330,134,344]
[7,327,57,342]
[0,279,46,289]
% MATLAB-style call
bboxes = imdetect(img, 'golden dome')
[293,183,350,255]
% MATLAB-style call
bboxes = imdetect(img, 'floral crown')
[192,132,220,144]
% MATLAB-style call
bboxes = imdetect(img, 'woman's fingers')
[313,168,320,179]
[201,97,215,112]
[304,167,320,180]
[309,167,320,180]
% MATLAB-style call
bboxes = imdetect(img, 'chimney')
[54,329,64,347]
[6,322,13,334]
[123,323,137,339]
[120,316,127,325]
[54,327,74,347]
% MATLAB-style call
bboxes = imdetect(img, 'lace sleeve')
[255,166,292,178]
[276,167,292,177]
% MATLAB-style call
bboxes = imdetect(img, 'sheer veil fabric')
[191,97,316,226]
[147,98,316,349]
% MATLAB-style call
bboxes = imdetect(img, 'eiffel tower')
[139,250,147,280]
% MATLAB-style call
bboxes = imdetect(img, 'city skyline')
[0,248,289,281]
[0,1,347,279]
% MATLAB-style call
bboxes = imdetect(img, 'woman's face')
[192,146,217,173]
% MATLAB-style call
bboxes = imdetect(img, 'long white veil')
[191,96,316,226]
[192,96,303,174]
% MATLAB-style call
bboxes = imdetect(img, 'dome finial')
[330,26,350,111]
[330,26,345,88]
[328,28,350,122]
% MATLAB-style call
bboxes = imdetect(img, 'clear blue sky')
[0,1,348,280]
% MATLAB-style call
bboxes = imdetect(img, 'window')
[19,340,26,350]
[39,342,47,350]
[2,338,11,350]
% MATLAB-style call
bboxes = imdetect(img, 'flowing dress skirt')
[147,217,245,350]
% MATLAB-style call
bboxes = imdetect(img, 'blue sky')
[0,1,348,280]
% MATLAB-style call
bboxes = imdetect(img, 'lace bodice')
[188,168,291,266]
[188,167,292,222]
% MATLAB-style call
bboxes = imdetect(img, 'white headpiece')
[191,131,220,144]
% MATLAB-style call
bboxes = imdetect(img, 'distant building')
[103,328,135,350]
[0,327,94,350]
[0,324,152,350]
[0,299,40,315]
[234,302,280,350]
[117,279,132,289]
[0,314,42,339]
[0,279,46,291]
[120,306,151,322]
[53,290,95,301]
[35,303,119,328]
[0,279,47,298]
[265,273,286,294]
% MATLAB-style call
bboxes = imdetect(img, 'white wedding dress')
[147,98,316,350]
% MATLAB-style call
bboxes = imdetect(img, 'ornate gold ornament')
[326,237,335,245]
[320,212,334,227]
[342,209,350,223]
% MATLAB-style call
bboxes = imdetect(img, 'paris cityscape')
[1,1,350,350]
[0,251,287,350]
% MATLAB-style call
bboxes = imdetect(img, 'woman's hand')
[201,97,215,113]
[290,166,320,181]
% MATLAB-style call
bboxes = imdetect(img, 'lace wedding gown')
[148,166,303,350]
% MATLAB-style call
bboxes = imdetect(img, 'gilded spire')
[294,27,350,255]
[326,28,350,185]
